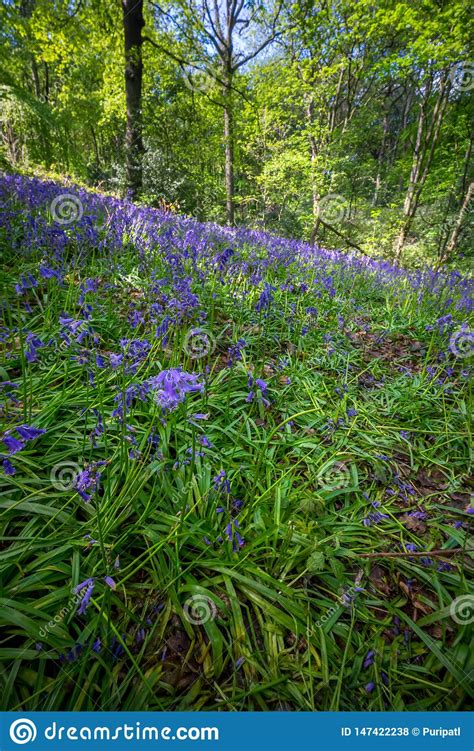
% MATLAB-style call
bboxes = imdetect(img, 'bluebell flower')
[227,338,246,366]
[2,435,24,454]
[213,470,231,494]
[363,651,375,669]
[16,425,46,441]
[225,518,245,552]
[255,282,275,312]
[75,578,95,615]
[2,458,16,475]
[199,435,213,448]
[148,368,204,412]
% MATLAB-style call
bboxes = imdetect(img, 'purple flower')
[363,650,375,669]
[2,435,24,455]
[148,368,204,412]
[75,578,95,615]
[363,509,389,527]
[16,425,46,441]
[74,467,101,503]
[104,576,116,590]
[110,353,123,369]
[2,458,16,475]
[225,518,245,552]
[255,282,275,312]
[365,682,375,693]
[136,628,146,644]
[227,338,246,366]
[247,374,270,406]
[437,562,452,572]
[213,470,231,494]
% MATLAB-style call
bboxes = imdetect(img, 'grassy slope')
[0,175,472,711]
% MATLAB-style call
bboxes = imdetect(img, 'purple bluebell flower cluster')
[1,424,46,474]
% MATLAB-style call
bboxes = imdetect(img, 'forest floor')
[0,174,473,711]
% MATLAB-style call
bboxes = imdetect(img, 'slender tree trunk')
[223,103,234,224]
[395,72,450,260]
[306,96,321,244]
[43,60,49,101]
[222,63,235,225]
[122,0,145,199]
[373,90,391,206]
[31,58,40,98]
[441,181,473,262]
[437,136,472,259]
[91,126,100,166]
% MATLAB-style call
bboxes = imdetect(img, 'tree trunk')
[373,95,390,206]
[395,72,450,260]
[306,96,320,244]
[31,58,40,98]
[441,181,473,262]
[223,101,234,224]
[122,0,145,199]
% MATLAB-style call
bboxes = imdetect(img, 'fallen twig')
[358,547,473,559]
